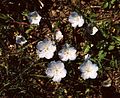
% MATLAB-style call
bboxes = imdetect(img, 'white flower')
[36,39,56,59]
[27,11,41,25]
[84,54,91,61]
[58,44,77,61]
[68,11,84,28]
[91,26,98,35]
[55,30,63,41]
[46,61,67,82]
[80,60,98,80]
[16,35,27,45]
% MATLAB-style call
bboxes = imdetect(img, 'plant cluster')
[0,0,120,97]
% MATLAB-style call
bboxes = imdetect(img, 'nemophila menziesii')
[54,30,63,42]
[68,11,84,28]
[58,44,77,61]
[27,11,41,25]
[16,35,27,45]
[91,26,98,35]
[36,39,56,59]
[46,61,67,82]
[80,59,98,80]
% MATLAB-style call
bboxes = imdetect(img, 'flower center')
[53,68,60,75]
[85,66,92,72]
[74,16,80,21]
[44,47,49,52]
[43,44,49,52]
[64,49,69,56]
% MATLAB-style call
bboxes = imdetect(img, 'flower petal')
[45,52,54,59]
[89,72,97,79]
[46,61,67,82]
[60,69,67,78]
[78,17,84,27]
[81,72,90,80]
[46,68,54,77]
[52,75,62,82]
[69,54,76,60]
[71,23,78,28]
[36,50,45,58]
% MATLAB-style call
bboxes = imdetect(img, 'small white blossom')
[68,11,84,28]
[36,39,56,59]
[55,30,63,41]
[27,11,41,25]
[80,60,98,80]
[46,61,67,82]
[58,44,77,61]
[84,54,91,61]
[16,35,27,45]
[91,26,98,35]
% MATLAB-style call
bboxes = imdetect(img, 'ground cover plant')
[0,0,120,98]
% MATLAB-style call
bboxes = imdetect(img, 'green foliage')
[98,50,107,62]
[102,0,117,9]
[0,13,10,20]
[108,42,115,50]
[110,55,118,68]
[22,10,29,17]
[103,2,109,9]
[113,36,120,42]
[83,44,90,54]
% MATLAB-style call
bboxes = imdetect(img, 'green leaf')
[25,25,34,33]
[98,50,107,62]
[113,36,120,42]
[103,2,109,9]
[0,13,10,20]
[108,45,115,50]
[84,45,90,54]
[90,12,97,19]
[108,4,112,9]
[108,42,115,50]
[111,0,116,4]
[22,10,29,16]
[110,55,117,68]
